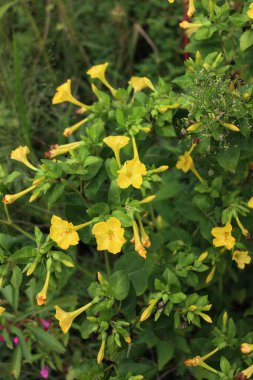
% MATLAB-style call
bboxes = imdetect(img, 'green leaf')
[217,147,240,173]
[47,183,65,208]
[11,266,22,288]
[112,210,133,227]
[10,345,22,379]
[156,340,174,370]
[0,1,17,19]
[11,246,36,264]
[87,202,110,217]
[81,320,99,339]
[170,292,186,304]
[109,270,130,301]
[26,326,65,353]
[108,181,121,210]
[240,30,253,51]
[83,156,103,180]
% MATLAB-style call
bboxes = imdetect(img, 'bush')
[1,1,253,380]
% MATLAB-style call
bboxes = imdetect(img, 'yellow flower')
[176,152,194,173]
[159,103,180,112]
[248,197,253,208]
[55,302,92,334]
[92,217,126,254]
[0,306,6,315]
[36,270,51,306]
[151,165,169,173]
[132,220,147,259]
[211,222,236,250]
[117,137,147,189]
[2,184,36,204]
[197,251,208,261]
[103,135,130,167]
[117,158,147,189]
[179,21,202,36]
[241,343,253,354]
[138,219,151,248]
[44,141,83,159]
[11,146,38,171]
[232,250,251,269]
[168,0,174,3]
[187,0,195,17]
[50,215,92,250]
[87,63,116,96]
[140,299,158,322]
[184,348,219,374]
[176,147,204,183]
[63,118,89,137]
[52,79,89,110]
[241,364,253,379]
[221,122,240,132]
[139,195,156,204]
[128,76,155,92]
[187,122,201,132]
[205,265,216,284]
[97,338,106,364]
[247,3,253,19]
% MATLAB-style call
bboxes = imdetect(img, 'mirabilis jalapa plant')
[1,1,253,379]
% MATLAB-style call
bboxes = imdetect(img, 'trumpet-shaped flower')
[44,141,83,159]
[176,152,194,173]
[11,146,38,171]
[159,103,180,112]
[138,219,151,248]
[221,122,240,132]
[241,343,253,354]
[92,217,126,254]
[97,338,106,364]
[232,250,251,269]
[2,184,36,204]
[128,76,155,92]
[117,158,147,189]
[132,220,147,259]
[0,306,5,315]
[50,215,92,250]
[87,62,116,96]
[139,195,156,204]
[55,302,93,334]
[247,3,253,19]
[103,135,130,167]
[168,0,195,17]
[211,222,236,250]
[117,137,147,189]
[179,21,203,36]
[140,299,158,322]
[187,122,201,132]
[63,118,89,137]
[36,270,51,306]
[187,0,195,17]
[52,79,89,110]
[184,348,219,374]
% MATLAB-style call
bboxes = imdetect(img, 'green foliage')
[1,1,253,380]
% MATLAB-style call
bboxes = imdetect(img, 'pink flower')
[40,365,49,379]
[0,335,4,342]
[40,319,51,331]
[13,336,19,345]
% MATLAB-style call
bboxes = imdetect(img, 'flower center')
[107,230,114,240]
